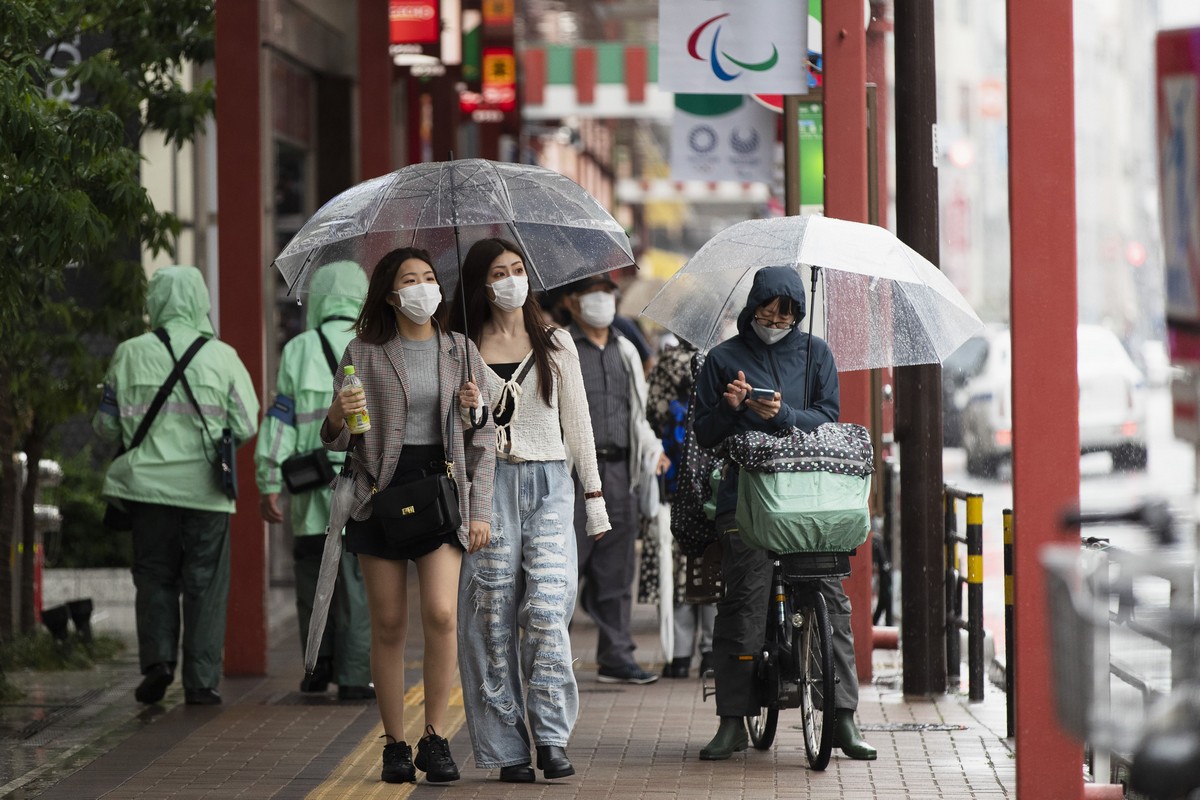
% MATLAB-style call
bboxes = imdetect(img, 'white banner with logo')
[670,95,774,183]
[659,0,808,94]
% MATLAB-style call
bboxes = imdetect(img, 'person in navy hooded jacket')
[692,265,876,762]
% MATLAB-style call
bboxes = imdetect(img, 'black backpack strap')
[155,329,216,449]
[125,330,208,452]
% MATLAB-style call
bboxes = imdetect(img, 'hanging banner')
[670,94,774,182]
[658,0,808,95]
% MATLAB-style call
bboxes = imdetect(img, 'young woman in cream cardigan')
[448,238,610,783]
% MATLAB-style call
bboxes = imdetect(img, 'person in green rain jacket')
[255,260,373,700]
[93,265,259,707]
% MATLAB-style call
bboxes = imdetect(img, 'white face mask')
[753,321,791,346]
[488,275,529,312]
[578,291,616,329]
[393,283,442,325]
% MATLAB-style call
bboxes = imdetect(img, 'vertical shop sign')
[389,0,439,44]
[483,46,516,112]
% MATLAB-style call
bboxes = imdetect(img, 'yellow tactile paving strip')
[306,684,465,799]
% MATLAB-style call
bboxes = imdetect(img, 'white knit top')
[481,328,610,536]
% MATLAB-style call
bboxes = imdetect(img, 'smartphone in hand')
[748,387,777,401]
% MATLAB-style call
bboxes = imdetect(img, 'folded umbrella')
[304,467,357,676]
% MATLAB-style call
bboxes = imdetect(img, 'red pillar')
[358,0,392,180]
[1007,0,1082,796]
[215,1,267,676]
[823,0,873,684]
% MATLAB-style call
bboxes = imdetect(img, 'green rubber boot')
[699,716,749,761]
[832,709,877,760]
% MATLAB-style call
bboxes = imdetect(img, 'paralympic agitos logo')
[687,13,779,82]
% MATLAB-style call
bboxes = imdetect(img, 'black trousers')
[711,513,859,717]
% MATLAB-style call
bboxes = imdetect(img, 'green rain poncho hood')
[305,260,368,331]
[147,265,216,336]
[255,260,367,535]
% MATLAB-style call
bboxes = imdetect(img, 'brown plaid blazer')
[323,328,495,548]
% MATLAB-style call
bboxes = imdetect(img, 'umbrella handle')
[470,405,489,429]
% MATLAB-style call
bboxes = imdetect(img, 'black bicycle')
[744,551,850,771]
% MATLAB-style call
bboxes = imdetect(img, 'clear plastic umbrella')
[640,215,985,371]
[272,158,635,301]
[304,468,357,676]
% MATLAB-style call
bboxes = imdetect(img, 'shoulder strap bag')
[366,328,462,545]
[279,318,355,493]
[102,332,208,530]
[158,329,238,500]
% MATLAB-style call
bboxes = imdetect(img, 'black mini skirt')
[345,444,464,561]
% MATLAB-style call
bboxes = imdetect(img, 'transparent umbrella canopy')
[273,158,635,301]
[640,215,985,371]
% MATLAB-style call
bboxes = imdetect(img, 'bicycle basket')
[1041,541,1197,756]
[735,469,871,554]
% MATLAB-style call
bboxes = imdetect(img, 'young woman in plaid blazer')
[322,247,496,784]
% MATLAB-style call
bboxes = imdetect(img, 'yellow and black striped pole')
[966,494,984,701]
[944,493,960,687]
[1003,508,1014,736]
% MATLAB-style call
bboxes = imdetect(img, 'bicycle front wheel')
[747,707,778,750]
[799,591,835,770]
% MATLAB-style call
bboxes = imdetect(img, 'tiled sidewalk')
[7,583,1014,800]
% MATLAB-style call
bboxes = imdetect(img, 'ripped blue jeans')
[457,458,580,768]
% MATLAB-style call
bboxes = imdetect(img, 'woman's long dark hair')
[448,238,561,405]
[354,247,444,345]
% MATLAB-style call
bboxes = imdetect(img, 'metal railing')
[944,485,985,701]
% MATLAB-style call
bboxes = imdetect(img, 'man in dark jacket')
[692,265,876,761]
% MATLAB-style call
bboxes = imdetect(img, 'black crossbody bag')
[160,330,238,501]
[279,321,352,493]
[102,332,209,531]
[366,329,462,545]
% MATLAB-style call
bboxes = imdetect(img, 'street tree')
[0,0,215,641]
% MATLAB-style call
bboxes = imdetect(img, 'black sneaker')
[337,684,376,701]
[184,688,222,706]
[135,663,174,704]
[597,664,659,684]
[414,724,460,782]
[381,740,415,783]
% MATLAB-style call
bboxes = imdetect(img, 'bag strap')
[437,327,457,473]
[513,352,536,386]
[316,316,356,374]
[155,328,220,455]
[124,330,208,452]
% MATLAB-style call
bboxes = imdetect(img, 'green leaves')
[0,0,214,445]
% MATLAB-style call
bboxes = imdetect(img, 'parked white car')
[959,324,1148,476]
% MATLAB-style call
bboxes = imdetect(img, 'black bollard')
[41,604,70,642]
[67,598,94,642]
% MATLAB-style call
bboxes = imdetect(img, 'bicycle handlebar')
[1059,497,1176,546]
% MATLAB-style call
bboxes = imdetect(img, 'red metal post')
[215,0,268,676]
[358,0,393,180]
[823,0,873,684]
[1007,0,1083,796]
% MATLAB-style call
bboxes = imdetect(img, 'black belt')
[594,446,628,462]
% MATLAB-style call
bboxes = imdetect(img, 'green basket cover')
[735,469,871,553]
